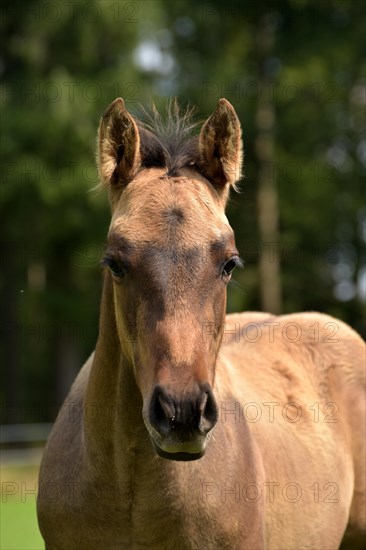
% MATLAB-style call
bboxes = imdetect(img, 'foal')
[38,98,365,549]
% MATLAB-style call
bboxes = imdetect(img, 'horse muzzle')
[145,383,218,461]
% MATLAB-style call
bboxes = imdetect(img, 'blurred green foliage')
[1,0,365,422]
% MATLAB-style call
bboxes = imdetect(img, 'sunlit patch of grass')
[1,462,44,550]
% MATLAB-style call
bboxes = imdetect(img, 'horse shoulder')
[274,311,366,536]
[217,312,365,546]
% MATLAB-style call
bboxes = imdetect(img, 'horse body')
[38,309,365,549]
[38,99,365,549]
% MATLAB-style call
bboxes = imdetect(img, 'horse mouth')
[151,439,205,461]
[144,420,209,461]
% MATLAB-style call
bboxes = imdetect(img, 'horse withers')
[37,98,365,549]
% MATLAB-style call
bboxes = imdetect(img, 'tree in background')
[1,0,365,423]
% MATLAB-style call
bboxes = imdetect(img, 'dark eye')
[223,257,242,277]
[102,257,126,278]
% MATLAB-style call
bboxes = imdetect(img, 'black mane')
[135,100,202,176]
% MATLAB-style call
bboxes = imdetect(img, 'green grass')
[1,463,44,550]
[0,500,44,550]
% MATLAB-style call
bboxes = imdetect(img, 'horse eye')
[223,257,242,277]
[103,257,126,278]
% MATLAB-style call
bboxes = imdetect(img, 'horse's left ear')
[199,98,243,194]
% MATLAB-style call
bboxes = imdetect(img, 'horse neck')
[83,273,147,472]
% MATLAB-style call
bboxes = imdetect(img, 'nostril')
[198,392,208,415]
[200,390,218,433]
[158,394,176,423]
[149,388,176,436]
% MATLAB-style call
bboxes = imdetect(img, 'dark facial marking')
[107,234,134,257]
[164,207,185,225]
[210,236,238,261]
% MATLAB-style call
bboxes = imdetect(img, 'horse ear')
[199,98,243,193]
[97,98,141,189]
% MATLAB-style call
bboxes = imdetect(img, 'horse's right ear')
[97,98,141,189]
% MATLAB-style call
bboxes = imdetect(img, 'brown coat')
[37,99,365,549]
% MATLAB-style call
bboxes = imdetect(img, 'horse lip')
[144,418,209,461]
[151,439,206,462]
